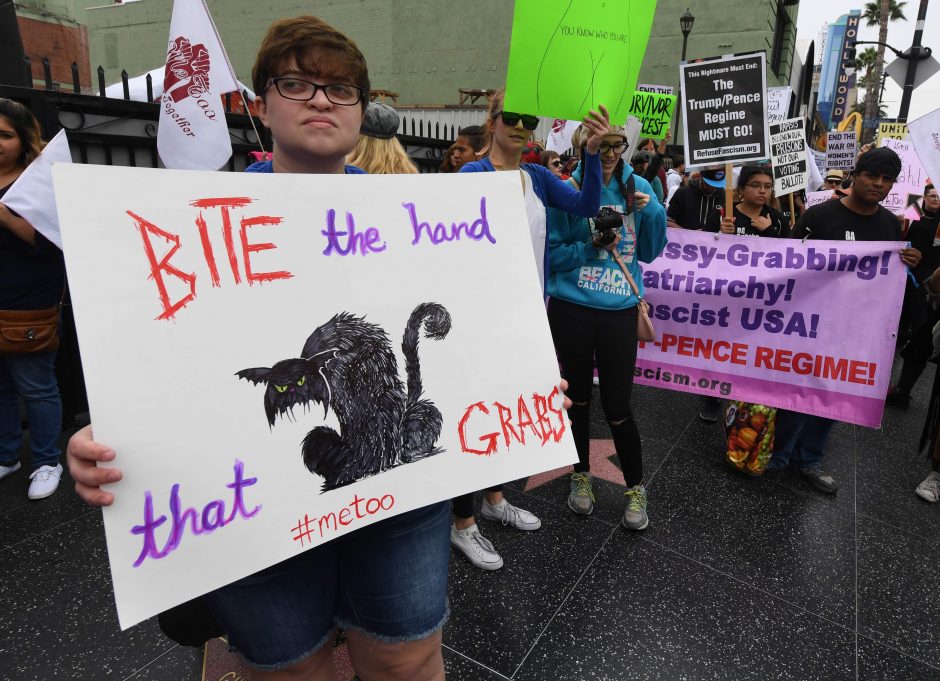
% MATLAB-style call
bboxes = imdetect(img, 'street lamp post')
[676,8,695,147]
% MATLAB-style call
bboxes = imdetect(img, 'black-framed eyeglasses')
[550,160,563,167]
[598,141,628,154]
[497,111,539,130]
[267,77,365,105]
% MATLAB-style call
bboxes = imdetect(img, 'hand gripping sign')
[53,166,577,629]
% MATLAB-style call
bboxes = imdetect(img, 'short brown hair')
[252,16,370,111]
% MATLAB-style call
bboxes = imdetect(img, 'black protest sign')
[680,53,769,167]
[769,118,808,196]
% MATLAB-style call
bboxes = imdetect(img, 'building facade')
[15,0,91,89]
[816,9,861,130]
[76,0,801,108]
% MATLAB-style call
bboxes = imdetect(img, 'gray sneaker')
[794,465,838,495]
[450,524,503,570]
[622,484,649,530]
[568,473,595,515]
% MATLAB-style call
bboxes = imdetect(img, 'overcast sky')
[795,1,939,122]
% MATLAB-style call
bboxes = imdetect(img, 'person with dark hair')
[547,123,667,526]
[768,147,922,495]
[666,155,685,195]
[667,167,725,231]
[0,98,66,501]
[637,136,668,204]
[887,183,940,408]
[67,16,454,680]
[915,264,940,501]
[540,149,564,178]
[450,124,485,172]
[704,165,789,237]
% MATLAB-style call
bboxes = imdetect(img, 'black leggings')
[547,297,643,486]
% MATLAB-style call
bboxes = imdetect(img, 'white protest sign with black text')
[769,118,808,196]
[53,166,577,629]
[766,86,792,125]
[680,52,769,168]
[826,131,857,171]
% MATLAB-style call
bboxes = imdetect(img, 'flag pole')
[242,90,267,156]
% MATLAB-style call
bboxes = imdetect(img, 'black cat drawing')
[236,302,452,492]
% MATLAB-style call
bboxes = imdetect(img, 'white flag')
[545,119,581,153]
[3,129,72,249]
[909,107,940,189]
[157,0,239,170]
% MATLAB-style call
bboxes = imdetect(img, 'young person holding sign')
[769,148,922,494]
[459,88,611,290]
[68,16,451,680]
[704,165,790,238]
[546,124,667,526]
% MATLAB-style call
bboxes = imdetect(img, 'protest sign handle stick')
[788,194,796,227]
[724,163,734,217]
[243,90,268,156]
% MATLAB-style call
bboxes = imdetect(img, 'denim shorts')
[203,500,451,671]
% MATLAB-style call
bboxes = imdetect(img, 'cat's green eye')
[275,385,288,393]
[297,376,306,386]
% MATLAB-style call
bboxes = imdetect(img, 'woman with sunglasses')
[705,164,790,238]
[546,122,666,527]
[541,149,565,179]
[449,89,608,570]
[460,88,610,289]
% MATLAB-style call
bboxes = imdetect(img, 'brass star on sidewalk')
[524,439,624,491]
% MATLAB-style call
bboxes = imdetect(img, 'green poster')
[504,0,658,125]
[626,91,676,139]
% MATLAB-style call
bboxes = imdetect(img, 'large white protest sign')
[769,118,808,196]
[679,53,769,168]
[879,137,928,215]
[766,86,792,125]
[826,131,857,171]
[53,166,577,629]
[909,108,940,193]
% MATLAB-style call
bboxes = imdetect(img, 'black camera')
[593,207,622,245]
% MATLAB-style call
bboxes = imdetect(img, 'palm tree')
[852,95,887,119]
[861,0,907,143]
[855,47,880,119]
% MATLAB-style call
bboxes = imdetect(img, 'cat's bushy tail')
[402,302,451,405]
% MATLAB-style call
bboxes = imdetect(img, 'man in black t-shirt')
[667,168,725,230]
[767,148,921,494]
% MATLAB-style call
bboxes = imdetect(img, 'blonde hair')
[346,134,418,174]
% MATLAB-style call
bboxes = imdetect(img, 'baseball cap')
[701,168,727,189]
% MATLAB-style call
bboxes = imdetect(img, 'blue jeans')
[203,500,451,671]
[768,409,834,471]
[0,351,62,470]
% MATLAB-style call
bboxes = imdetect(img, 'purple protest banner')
[634,229,906,427]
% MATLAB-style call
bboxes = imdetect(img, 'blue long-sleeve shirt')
[547,163,666,310]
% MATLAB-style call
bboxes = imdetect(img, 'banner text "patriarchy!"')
[633,230,906,427]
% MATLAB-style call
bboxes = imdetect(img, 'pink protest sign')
[635,229,906,427]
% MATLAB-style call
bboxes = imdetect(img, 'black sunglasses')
[550,160,563,167]
[497,111,539,131]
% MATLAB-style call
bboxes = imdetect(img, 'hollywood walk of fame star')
[524,439,624,491]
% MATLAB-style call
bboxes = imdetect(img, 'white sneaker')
[0,461,22,480]
[592,375,600,386]
[450,524,503,570]
[28,463,63,500]
[915,471,940,503]
[480,498,542,530]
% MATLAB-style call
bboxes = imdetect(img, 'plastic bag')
[724,402,776,476]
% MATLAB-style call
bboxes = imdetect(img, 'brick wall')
[17,14,91,89]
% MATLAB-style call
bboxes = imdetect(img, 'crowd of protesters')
[0,10,935,680]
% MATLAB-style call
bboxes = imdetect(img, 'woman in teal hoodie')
[547,123,667,530]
